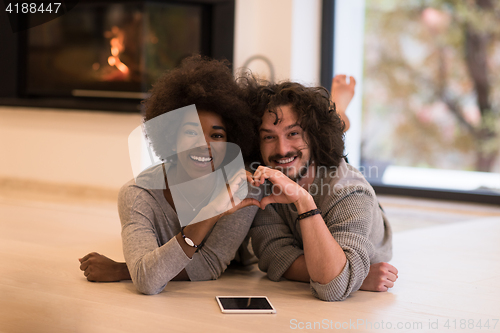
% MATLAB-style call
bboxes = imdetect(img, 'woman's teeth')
[276,157,295,164]
[190,155,212,162]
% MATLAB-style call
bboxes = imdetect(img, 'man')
[247,80,397,301]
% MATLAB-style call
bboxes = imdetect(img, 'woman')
[79,56,260,294]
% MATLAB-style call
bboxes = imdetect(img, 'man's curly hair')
[142,55,258,163]
[242,78,346,168]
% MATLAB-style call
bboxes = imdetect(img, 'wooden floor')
[1,186,499,333]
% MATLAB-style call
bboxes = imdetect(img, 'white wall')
[234,0,293,82]
[290,0,322,86]
[234,0,321,85]
[0,107,142,190]
[334,0,366,168]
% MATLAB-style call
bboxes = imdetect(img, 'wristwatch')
[181,226,201,249]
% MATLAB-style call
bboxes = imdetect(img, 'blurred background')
[0,0,498,203]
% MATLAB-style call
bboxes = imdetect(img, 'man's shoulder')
[313,160,375,199]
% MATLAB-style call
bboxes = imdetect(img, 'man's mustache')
[268,151,302,163]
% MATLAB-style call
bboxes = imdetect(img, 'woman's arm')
[183,185,261,281]
[120,179,260,294]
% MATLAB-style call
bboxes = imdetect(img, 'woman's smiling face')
[175,110,228,180]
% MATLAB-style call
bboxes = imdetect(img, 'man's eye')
[262,135,274,141]
[289,132,299,137]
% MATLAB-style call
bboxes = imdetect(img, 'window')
[334,0,500,197]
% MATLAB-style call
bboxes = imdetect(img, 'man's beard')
[290,158,312,183]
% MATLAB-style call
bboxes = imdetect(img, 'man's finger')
[386,272,398,282]
[384,280,394,289]
[259,195,278,210]
[253,171,270,185]
[387,264,398,276]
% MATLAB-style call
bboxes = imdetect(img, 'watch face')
[184,236,195,247]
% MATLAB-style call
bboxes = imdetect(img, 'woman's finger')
[79,260,90,271]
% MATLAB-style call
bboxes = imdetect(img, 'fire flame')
[105,26,129,76]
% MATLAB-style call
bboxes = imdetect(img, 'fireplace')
[0,0,235,112]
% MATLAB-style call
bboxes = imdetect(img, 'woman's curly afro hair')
[142,55,259,162]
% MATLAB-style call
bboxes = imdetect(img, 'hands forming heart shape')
[209,166,310,219]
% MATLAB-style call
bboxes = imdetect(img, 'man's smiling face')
[259,104,311,182]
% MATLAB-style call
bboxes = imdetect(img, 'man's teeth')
[190,155,212,162]
[276,157,295,164]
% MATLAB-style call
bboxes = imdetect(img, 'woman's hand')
[331,74,355,112]
[331,75,355,132]
[79,252,131,282]
[194,169,259,222]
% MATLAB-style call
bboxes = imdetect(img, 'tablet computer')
[216,296,276,314]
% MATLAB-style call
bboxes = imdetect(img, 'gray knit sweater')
[118,165,259,295]
[250,159,392,301]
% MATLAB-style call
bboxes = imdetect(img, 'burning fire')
[104,26,129,77]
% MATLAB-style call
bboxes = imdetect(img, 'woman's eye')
[185,130,197,136]
[289,132,299,137]
[212,133,225,139]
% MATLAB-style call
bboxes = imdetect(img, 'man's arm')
[250,203,304,282]
[252,166,382,301]
[293,194,347,285]
[282,255,308,282]
[252,167,348,287]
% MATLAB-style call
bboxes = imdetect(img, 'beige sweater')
[250,160,392,301]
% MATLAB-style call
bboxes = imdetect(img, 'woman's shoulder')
[118,166,170,216]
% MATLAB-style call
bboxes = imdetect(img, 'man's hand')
[79,252,130,282]
[331,75,356,132]
[359,262,398,292]
[251,166,310,210]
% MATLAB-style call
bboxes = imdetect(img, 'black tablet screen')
[219,297,273,310]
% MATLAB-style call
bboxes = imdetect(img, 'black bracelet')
[297,208,322,221]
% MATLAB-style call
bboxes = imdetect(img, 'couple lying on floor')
[79,55,397,302]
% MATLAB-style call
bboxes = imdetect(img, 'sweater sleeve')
[309,186,376,301]
[250,204,304,281]
[184,204,259,281]
[119,187,191,295]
